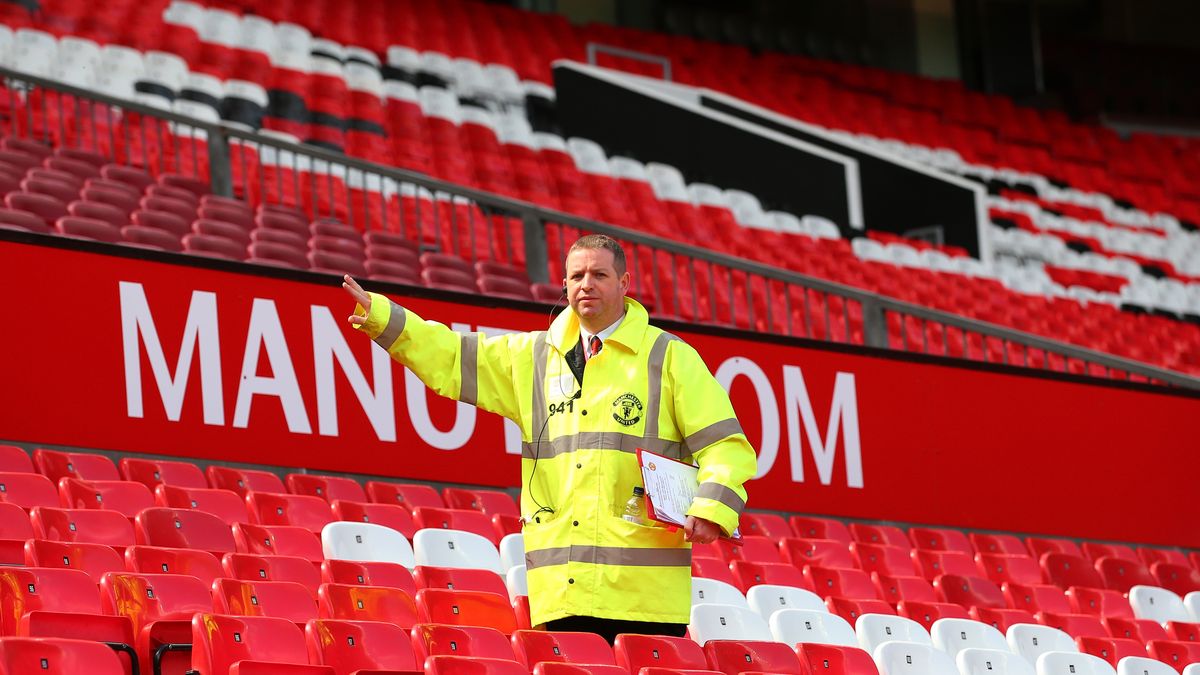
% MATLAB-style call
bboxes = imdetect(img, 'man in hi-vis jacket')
[343,234,756,643]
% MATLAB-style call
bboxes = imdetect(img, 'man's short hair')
[567,234,627,275]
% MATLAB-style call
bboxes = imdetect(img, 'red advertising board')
[1,236,1196,545]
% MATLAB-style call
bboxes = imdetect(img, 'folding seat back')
[731,561,810,593]
[365,480,444,508]
[1148,640,1200,672]
[849,524,908,548]
[1082,544,1138,564]
[322,521,415,567]
[929,617,1008,661]
[33,449,118,482]
[247,491,334,534]
[443,488,520,518]
[1103,617,1169,643]
[415,589,518,634]
[703,639,803,675]
[912,550,977,581]
[1077,637,1147,667]
[1042,553,1107,590]
[873,641,958,675]
[780,538,856,569]
[693,577,749,608]
[804,566,879,600]
[614,634,708,672]
[411,623,516,661]
[30,507,134,548]
[413,528,502,573]
[134,507,236,555]
[873,573,936,606]
[190,613,333,674]
[155,484,248,525]
[56,478,154,518]
[0,567,105,634]
[851,543,918,577]
[908,528,974,554]
[0,502,32,564]
[934,574,1006,609]
[1008,624,1078,664]
[415,566,509,597]
[413,507,500,544]
[740,513,791,538]
[956,648,1037,675]
[1036,651,1117,675]
[233,523,323,563]
[977,553,1044,586]
[855,613,932,654]
[970,534,1031,556]
[305,618,418,673]
[119,457,207,489]
[828,598,896,627]
[789,516,852,543]
[1028,539,1084,560]
[212,578,318,623]
[23,539,123,583]
[317,582,418,628]
[1116,656,1179,675]
[1129,586,1189,624]
[511,629,615,667]
[286,474,367,504]
[0,637,126,675]
[206,465,286,497]
[1005,583,1073,614]
[0,445,33,473]
[498,533,524,573]
[99,571,211,653]
[745,583,826,619]
[769,608,858,647]
[689,603,773,644]
[0,471,59,509]
[330,500,417,538]
[124,544,223,584]
[1151,564,1200,598]
[1037,612,1109,639]
[1138,549,1189,569]
[222,552,322,592]
[971,607,1038,635]
[693,557,739,587]
[796,643,879,675]
[425,655,528,675]
[320,559,416,595]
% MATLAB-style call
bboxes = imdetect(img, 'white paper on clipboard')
[636,448,743,543]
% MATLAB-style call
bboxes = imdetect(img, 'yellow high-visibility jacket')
[356,293,757,625]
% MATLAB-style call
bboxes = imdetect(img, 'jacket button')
[581,410,587,416]
[576,463,581,469]
[572,520,579,526]
[568,578,574,584]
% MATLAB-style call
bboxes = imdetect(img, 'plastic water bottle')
[622,486,648,525]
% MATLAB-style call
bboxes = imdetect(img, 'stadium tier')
[0,444,1192,674]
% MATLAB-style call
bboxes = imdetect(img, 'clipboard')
[636,447,743,545]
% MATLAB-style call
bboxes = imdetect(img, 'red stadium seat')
[795,643,879,675]
[1027,537,1084,559]
[30,506,135,549]
[614,634,708,673]
[411,624,517,662]
[56,478,154,518]
[134,507,237,556]
[0,445,33,473]
[305,619,420,674]
[825,597,894,625]
[780,538,855,569]
[0,567,134,657]
[330,500,418,538]
[206,466,287,497]
[1036,611,1109,639]
[415,589,518,634]
[1105,617,1169,643]
[0,472,60,509]
[23,539,123,583]
[426,655,529,675]
[803,566,879,600]
[1138,548,1189,569]
[1002,582,1072,614]
[366,481,446,509]
[246,491,335,534]
[1095,557,1156,593]
[1075,636,1146,668]
[222,552,322,594]
[1082,543,1138,563]
[848,524,908,548]
[692,558,739,587]
[124,545,224,586]
[0,502,33,564]
[1151,563,1200,597]
[908,527,973,554]
[739,513,791,538]
[975,553,1044,586]
[703,639,803,675]
[1167,622,1200,643]
[934,574,1006,609]
[511,630,615,667]
[442,488,520,518]
[413,507,501,545]
[99,571,211,675]
[731,561,812,594]
[232,522,323,563]
[1066,587,1133,618]
[871,573,936,605]
[724,536,783,564]
[969,606,1037,634]
[212,578,319,623]
[286,474,367,504]
[1147,640,1200,672]
[970,533,1028,556]
[1041,553,1106,590]
[0,637,127,675]
[850,543,918,577]
[414,566,509,597]
[895,599,970,630]
[154,484,249,525]
[788,516,851,543]
[318,581,419,628]
[911,550,978,582]
[320,559,417,595]
[190,613,333,674]
[33,449,119,483]
[119,457,207,490]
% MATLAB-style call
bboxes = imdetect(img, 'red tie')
[588,335,602,359]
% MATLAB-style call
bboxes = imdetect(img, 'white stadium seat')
[1036,652,1116,675]
[873,641,958,675]
[746,584,826,619]
[929,618,1008,662]
[321,521,416,568]
[770,608,858,647]
[1116,656,1179,675]
[1007,624,1077,665]
[689,603,773,645]
[412,528,503,573]
[1129,586,1189,625]
[856,614,932,655]
[498,533,524,573]
[692,577,749,608]
[957,648,1038,675]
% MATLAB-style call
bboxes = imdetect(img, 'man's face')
[565,247,630,329]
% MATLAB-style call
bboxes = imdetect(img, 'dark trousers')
[544,616,688,645]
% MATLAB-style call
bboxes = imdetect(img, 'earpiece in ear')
[562,285,568,295]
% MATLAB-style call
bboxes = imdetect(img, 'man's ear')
[619,271,630,294]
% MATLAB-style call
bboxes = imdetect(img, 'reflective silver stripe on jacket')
[521,432,684,460]
[643,332,678,440]
[683,418,744,455]
[526,545,692,569]
[695,481,746,514]
[459,332,479,405]
[373,301,407,349]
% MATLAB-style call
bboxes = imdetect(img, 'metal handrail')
[585,43,673,81]
[3,65,1196,389]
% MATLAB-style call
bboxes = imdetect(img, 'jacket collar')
[550,297,649,356]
